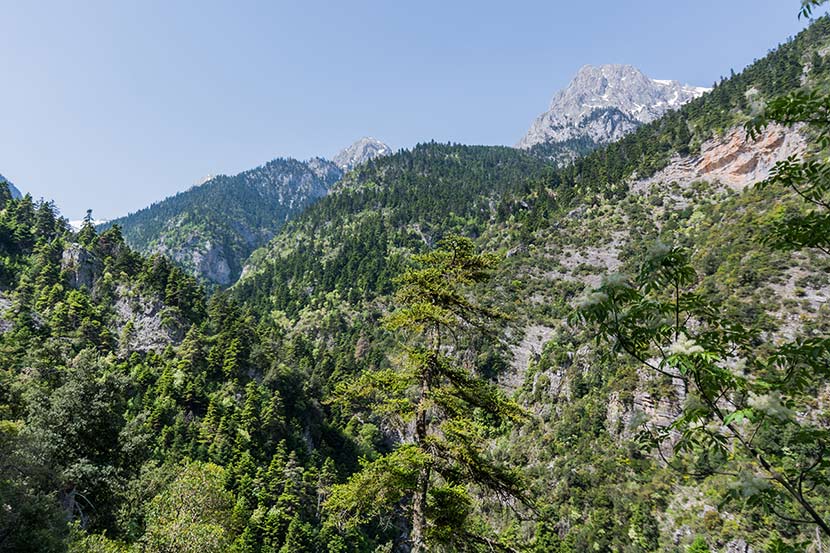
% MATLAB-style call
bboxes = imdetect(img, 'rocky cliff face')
[114,284,186,353]
[518,64,709,152]
[57,241,187,352]
[333,137,392,171]
[157,233,233,286]
[632,123,807,194]
[511,122,813,434]
[61,244,103,289]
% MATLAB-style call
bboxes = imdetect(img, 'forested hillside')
[237,144,553,313]
[3,9,830,553]
[0,185,395,552]
[103,157,343,286]
[231,13,830,551]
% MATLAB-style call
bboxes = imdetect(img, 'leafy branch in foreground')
[747,70,830,255]
[326,235,528,553]
[801,0,829,19]
[575,245,830,538]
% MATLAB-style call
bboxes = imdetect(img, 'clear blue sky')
[0,0,824,220]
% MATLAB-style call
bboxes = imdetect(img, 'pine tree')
[326,236,526,552]
[278,515,314,553]
[78,209,97,247]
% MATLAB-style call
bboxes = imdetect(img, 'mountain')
[104,156,343,286]
[333,137,392,171]
[518,64,709,160]
[5,12,830,553]
[234,16,830,550]
[0,173,23,199]
[105,137,391,287]
[237,143,553,310]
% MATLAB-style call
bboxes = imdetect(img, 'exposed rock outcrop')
[518,64,708,150]
[114,284,185,353]
[506,324,556,390]
[159,235,233,287]
[0,294,13,334]
[61,244,103,289]
[334,137,392,171]
[634,123,807,193]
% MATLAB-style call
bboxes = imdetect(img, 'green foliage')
[236,144,552,318]
[103,158,342,285]
[687,536,711,553]
[142,463,234,553]
[748,90,830,255]
[327,237,525,552]
[0,190,375,551]
[577,244,830,535]
[5,7,830,553]
[325,445,427,529]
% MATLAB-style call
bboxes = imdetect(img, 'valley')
[2,7,830,553]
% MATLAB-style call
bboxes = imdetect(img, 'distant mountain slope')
[236,143,554,312]
[237,21,811,316]
[518,64,709,162]
[333,137,392,171]
[0,174,23,199]
[104,157,343,285]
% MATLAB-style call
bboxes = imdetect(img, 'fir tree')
[326,236,526,552]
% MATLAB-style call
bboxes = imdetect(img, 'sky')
[0,0,826,220]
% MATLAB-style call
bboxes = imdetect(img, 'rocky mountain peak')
[333,137,392,171]
[517,64,709,151]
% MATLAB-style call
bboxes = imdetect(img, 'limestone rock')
[518,64,708,150]
[633,123,807,193]
[334,137,392,171]
[61,244,102,289]
[114,284,185,353]
[0,294,13,334]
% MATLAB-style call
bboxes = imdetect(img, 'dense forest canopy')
[102,157,343,286]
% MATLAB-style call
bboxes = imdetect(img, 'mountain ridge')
[104,156,343,285]
[105,137,393,285]
[518,63,709,160]
[0,174,23,199]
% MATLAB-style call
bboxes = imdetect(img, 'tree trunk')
[411,349,435,553]
[411,464,430,553]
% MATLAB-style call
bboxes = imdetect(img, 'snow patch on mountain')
[518,64,709,150]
